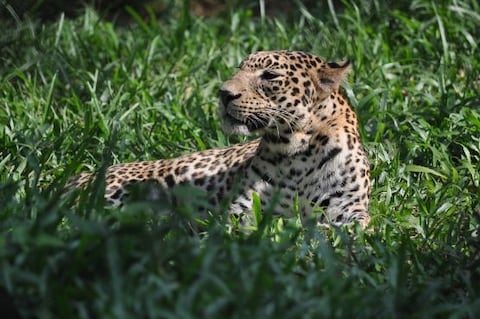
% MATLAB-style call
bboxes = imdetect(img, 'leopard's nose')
[219,89,240,107]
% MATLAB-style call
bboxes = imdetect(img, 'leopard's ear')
[318,60,351,92]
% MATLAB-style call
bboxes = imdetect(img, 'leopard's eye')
[261,70,280,80]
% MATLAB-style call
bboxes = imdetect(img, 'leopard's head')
[219,50,350,136]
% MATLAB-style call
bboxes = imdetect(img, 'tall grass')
[1,0,479,318]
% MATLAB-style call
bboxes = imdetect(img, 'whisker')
[262,108,298,133]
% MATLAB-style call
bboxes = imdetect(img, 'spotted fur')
[68,50,371,227]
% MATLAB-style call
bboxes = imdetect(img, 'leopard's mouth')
[224,113,246,126]
[224,112,269,131]
[220,100,271,134]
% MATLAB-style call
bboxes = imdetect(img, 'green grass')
[1,0,480,318]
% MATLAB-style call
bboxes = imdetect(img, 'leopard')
[68,50,371,228]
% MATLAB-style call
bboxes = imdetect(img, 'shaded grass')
[1,0,480,318]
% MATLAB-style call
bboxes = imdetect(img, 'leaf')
[252,192,262,226]
[405,164,447,180]
[35,234,65,248]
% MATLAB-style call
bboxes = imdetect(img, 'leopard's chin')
[222,113,271,136]
[219,100,271,135]
[225,113,246,126]
[221,113,252,135]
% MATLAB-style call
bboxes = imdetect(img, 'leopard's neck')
[259,131,313,156]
